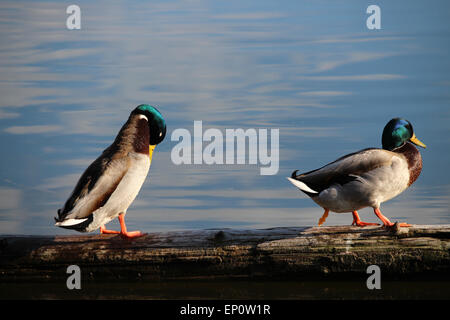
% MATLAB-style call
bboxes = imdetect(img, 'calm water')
[0,1,449,235]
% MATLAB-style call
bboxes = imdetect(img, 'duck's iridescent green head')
[132,104,166,145]
[382,118,426,151]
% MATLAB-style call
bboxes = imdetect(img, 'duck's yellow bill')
[149,145,156,160]
[410,134,426,148]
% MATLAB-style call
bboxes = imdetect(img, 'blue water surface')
[0,0,448,235]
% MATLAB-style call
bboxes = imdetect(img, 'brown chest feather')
[396,142,423,186]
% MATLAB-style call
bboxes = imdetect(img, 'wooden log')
[1,224,450,282]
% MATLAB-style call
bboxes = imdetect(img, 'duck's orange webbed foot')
[118,213,146,238]
[120,230,145,238]
[100,214,146,238]
[373,208,411,228]
[100,226,120,234]
[351,211,379,227]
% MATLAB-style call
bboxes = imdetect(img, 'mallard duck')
[55,104,166,238]
[287,118,426,227]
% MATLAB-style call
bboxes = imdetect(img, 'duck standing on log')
[55,104,166,238]
[288,118,426,228]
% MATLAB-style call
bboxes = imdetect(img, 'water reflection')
[0,1,448,235]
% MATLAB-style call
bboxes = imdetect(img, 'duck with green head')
[288,118,426,227]
[55,104,166,238]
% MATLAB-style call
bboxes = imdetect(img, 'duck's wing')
[289,148,395,195]
[55,149,130,224]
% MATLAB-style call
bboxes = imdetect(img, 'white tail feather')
[287,177,318,194]
[55,217,88,227]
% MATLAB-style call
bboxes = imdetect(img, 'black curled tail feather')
[291,170,299,179]
[54,208,62,223]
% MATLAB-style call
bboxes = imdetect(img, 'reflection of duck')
[55,105,166,238]
[288,118,426,227]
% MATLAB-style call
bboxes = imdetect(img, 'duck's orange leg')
[117,213,146,238]
[100,214,146,238]
[373,208,411,227]
[352,211,379,227]
[318,208,329,226]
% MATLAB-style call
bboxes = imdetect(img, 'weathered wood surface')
[1,224,450,282]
